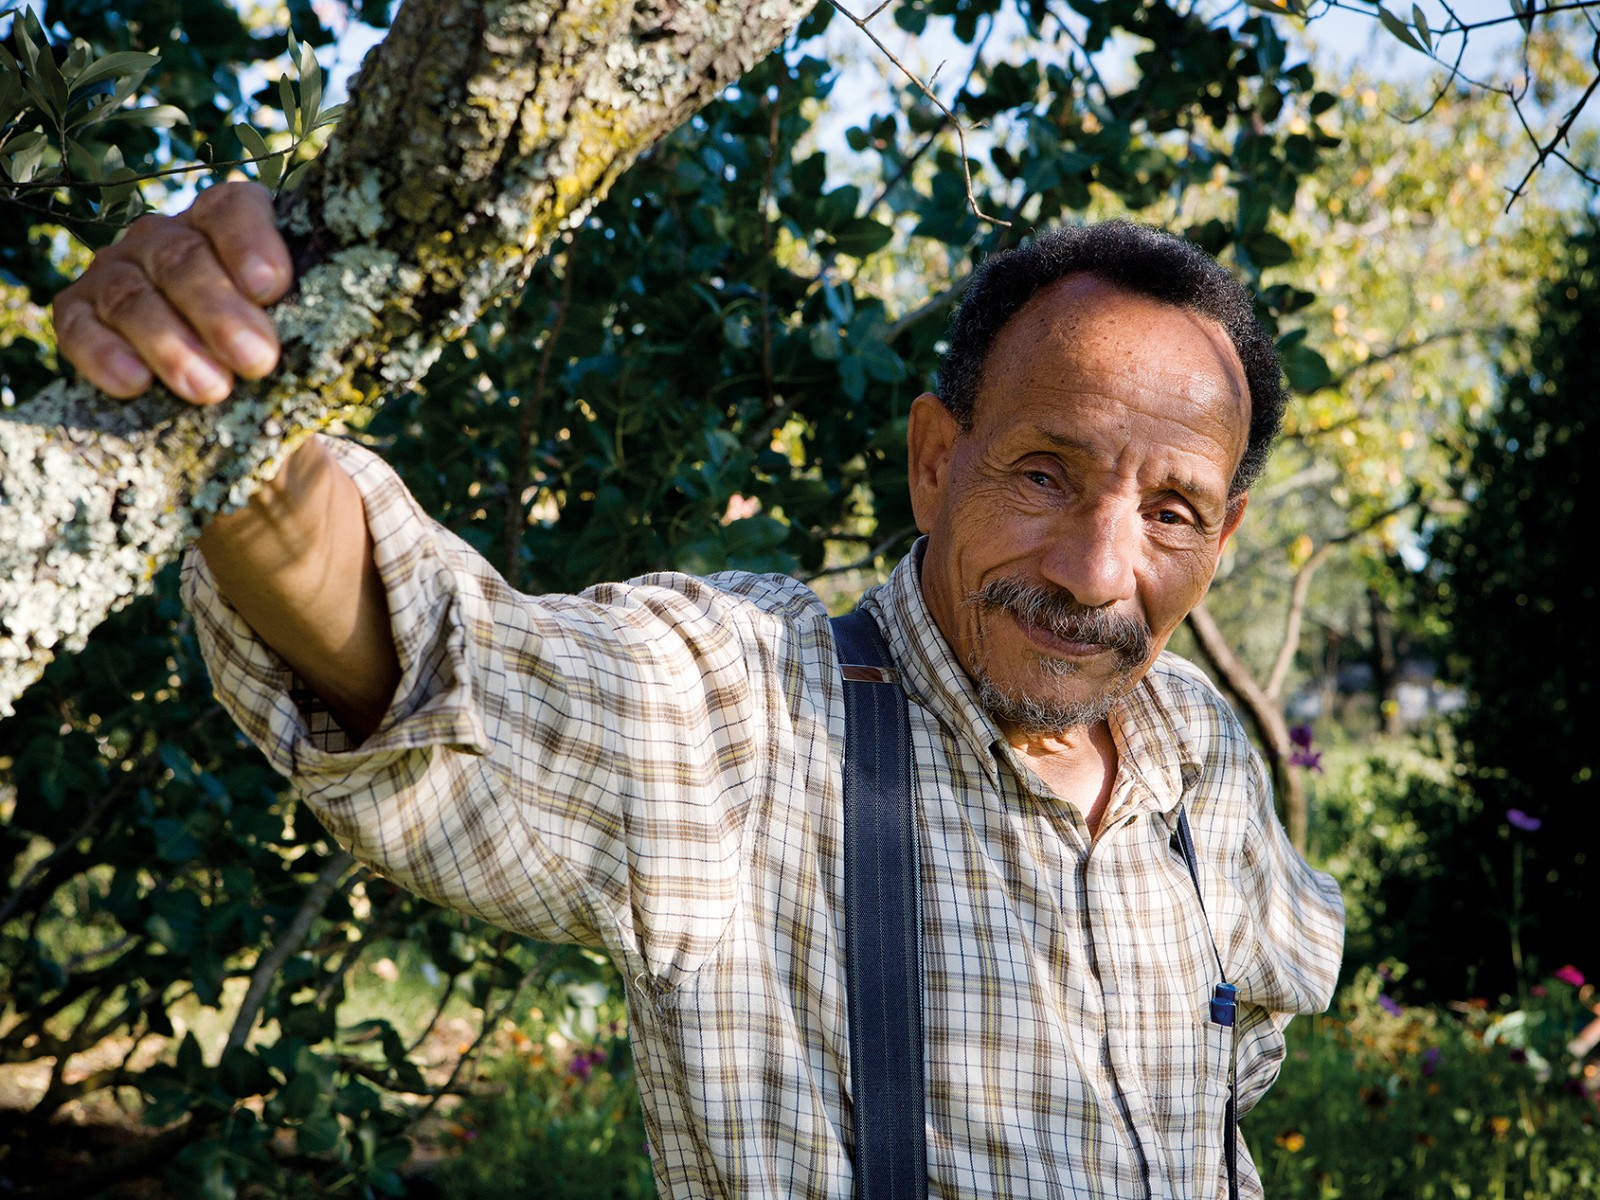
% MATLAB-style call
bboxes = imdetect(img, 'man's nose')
[1040,502,1138,609]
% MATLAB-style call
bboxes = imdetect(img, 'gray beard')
[966,578,1153,735]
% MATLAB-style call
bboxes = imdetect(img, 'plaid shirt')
[184,435,1343,1200]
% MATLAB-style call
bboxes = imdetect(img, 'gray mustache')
[972,578,1151,662]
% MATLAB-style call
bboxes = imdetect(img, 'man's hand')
[53,180,291,405]
[54,181,400,743]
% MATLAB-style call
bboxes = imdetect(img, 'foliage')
[1403,216,1599,1000]
[1304,734,1481,990]
[1249,965,1600,1199]
[429,986,654,1200]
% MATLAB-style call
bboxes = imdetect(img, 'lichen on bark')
[0,0,814,716]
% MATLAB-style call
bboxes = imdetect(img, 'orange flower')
[1274,1130,1306,1153]
[1487,1116,1511,1138]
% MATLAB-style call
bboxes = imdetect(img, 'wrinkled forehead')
[979,275,1251,436]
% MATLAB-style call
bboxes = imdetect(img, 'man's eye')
[1154,508,1190,526]
[1024,470,1055,488]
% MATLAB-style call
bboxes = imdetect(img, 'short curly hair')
[936,221,1286,494]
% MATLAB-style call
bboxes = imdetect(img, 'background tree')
[1391,215,1596,999]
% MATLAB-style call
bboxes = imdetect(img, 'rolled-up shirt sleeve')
[181,434,826,981]
[1231,747,1345,1114]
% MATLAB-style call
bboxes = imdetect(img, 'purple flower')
[1506,808,1542,832]
[569,1049,600,1081]
[1378,993,1405,1017]
[1554,964,1586,988]
[1289,750,1323,773]
[1289,724,1314,750]
[1421,1047,1442,1077]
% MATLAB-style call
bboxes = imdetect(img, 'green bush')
[1250,966,1600,1199]
[428,977,654,1200]
[1306,733,1487,995]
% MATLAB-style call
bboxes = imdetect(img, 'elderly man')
[56,181,1343,1200]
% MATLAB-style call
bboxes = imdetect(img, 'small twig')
[823,0,1010,227]
[403,965,467,1056]
[0,141,317,193]
[1315,324,1504,394]
[1504,30,1600,209]
[503,257,574,591]
[759,95,781,418]
[407,940,558,1127]
[800,523,918,582]
[1045,2,1111,104]
[863,17,992,215]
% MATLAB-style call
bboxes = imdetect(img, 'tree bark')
[0,0,814,716]
[1185,601,1306,852]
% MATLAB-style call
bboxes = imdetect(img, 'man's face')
[908,275,1251,736]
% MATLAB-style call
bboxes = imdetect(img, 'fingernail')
[228,328,277,376]
[106,349,151,392]
[241,255,281,300]
[182,359,231,404]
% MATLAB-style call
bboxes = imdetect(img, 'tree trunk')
[1185,601,1307,852]
[1367,586,1401,734]
[0,0,813,716]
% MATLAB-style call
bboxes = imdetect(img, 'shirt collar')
[859,540,1203,810]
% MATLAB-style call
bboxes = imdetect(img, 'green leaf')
[69,51,159,95]
[296,1112,342,1156]
[1282,341,1332,392]
[176,1030,206,1084]
[2,130,49,184]
[1411,4,1432,50]
[103,103,187,129]
[1241,229,1295,267]
[1377,6,1424,52]
[298,42,323,132]
[830,217,893,258]
[219,1045,276,1097]
[234,123,284,189]
[313,102,346,131]
[279,74,299,138]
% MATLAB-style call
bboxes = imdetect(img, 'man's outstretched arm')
[53,181,400,740]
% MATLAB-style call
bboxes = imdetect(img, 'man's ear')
[1219,492,1248,552]
[907,392,961,534]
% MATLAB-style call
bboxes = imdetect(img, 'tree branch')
[0,0,818,717]
[225,851,357,1052]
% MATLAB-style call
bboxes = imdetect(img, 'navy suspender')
[833,609,1239,1200]
[832,610,928,1200]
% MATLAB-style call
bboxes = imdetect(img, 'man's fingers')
[122,209,282,384]
[49,180,292,405]
[52,292,153,398]
[188,181,293,304]
[77,257,235,404]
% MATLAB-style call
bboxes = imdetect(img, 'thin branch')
[800,523,917,582]
[1045,2,1111,104]
[1314,324,1504,395]
[225,851,357,1053]
[407,940,559,1128]
[823,0,1010,227]
[1505,30,1600,209]
[1263,495,1418,702]
[503,257,574,591]
[334,1054,486,1097]
[862,15,994,217]
[759,94,781,419]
